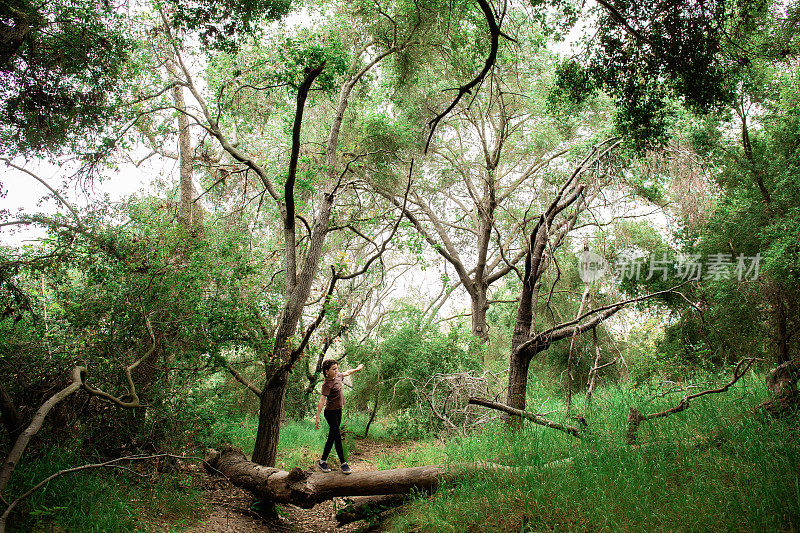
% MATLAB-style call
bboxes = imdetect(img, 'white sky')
[0,157,168,246]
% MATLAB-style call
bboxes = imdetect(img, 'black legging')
[322,409,345,463]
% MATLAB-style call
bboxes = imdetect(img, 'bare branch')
[336,161,414,281]
[0,454,201,533]
[81,316,157,408]
[0,367,83,496]
[425,0,501,152]
[626,358,756,444]
[538,280,691,343]
[468,397,584,438]
[1,159,83,228]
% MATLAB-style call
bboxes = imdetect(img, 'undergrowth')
[5,443,204,532]
[6,372,798,532]
[385,373,800,532]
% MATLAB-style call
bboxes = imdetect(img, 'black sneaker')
[340,462,352,474]
[317,460,331,473]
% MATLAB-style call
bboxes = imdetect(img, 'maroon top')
[321,372,344,410]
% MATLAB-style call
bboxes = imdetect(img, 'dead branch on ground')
[626,358,756,445]
[467,397,585,438]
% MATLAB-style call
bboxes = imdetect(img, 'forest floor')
[169,439,419,533]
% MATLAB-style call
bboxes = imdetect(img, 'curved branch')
[0,159,83,229]
[0,367,84,496]
[0,454,200,533]
[425,0,501,152]
[80,317,156,408]
[0,317,156,499]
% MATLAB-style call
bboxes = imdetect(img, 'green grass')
[9,372,798,532]
[385,373,800,532]
[6,445,205,533]
[343,412,396,442]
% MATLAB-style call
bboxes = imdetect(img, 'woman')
[315,359,365,474]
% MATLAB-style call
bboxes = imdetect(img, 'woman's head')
[321,359,339,379]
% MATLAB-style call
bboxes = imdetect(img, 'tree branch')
[468,397,584,438]
[226,363,262,398]
[0,454,201,533]
[0,159,84,229]
[425,0,501,152]
[285,62,327,295]
[626,358,756,444]
[80,316,157,408]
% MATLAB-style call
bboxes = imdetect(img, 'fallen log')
[204,446,459,509]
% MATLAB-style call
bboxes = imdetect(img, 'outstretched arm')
[342,363,365,377]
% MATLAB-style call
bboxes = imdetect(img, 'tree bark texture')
[167,57,203,234]
[251,368,289,466]
[758,357,800,416]
[470,288,489,342]
[505,347,532,428]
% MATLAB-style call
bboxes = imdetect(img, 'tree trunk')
[505,348,531,428]
[205,446,448,508]
[758,358,800,416]
[363,394,380,438]
[470,288,489,343]
[776,298,789,364]
[175,86,192,229]
[166,57,203,236]
[0,384,22,442]
[335,494,408,525]
[205,446,513,509]
[251,367,289,466]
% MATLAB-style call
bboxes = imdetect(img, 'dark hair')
[321,359,338,373]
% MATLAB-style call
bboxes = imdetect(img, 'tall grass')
[9,372,796,532]
[6,444,204,532]
[386,373,800,532]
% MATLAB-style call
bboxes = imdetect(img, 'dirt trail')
[178,439,417,533]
